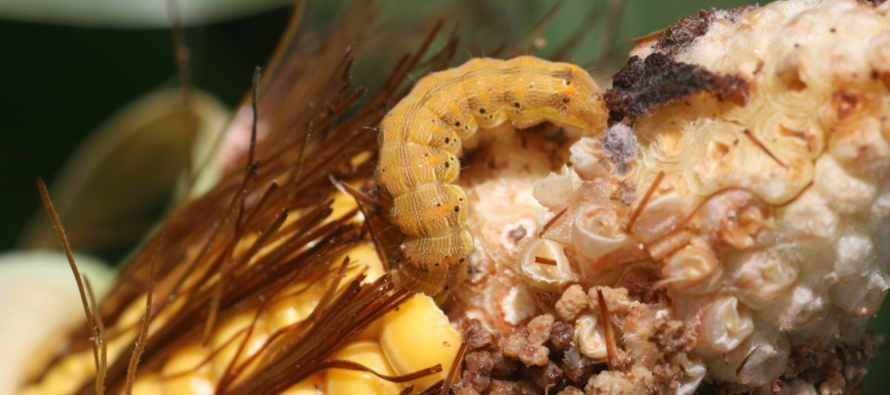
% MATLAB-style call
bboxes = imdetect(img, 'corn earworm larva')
[377,56,607,299]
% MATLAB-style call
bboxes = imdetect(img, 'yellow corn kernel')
[326,341,403,394]
[129,372,163,395]
[17,349,94,395]
[209,314,270,380]
[266,282,325,333]
[337,242,388,289]
[334,243,390,343]
[379,294,462,391]
[161,343,215,395]
[280,373,325,394]
[328,184,364,225]
[356,312,385,343]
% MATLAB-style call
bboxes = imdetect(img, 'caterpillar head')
[547,64,608,134]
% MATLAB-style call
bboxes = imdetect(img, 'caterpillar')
[376,56,608,300]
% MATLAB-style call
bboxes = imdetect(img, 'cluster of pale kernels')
[508,0,890,390]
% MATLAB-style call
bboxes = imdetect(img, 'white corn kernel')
[780,189,840,243]
[570,137,609,180]
[734,328,790,387]
[517,238,575,293]
[777,285,828,331]
[628,191,691,244]
[498,284,537,326]
[662,238,721,293]
[829,118,890,174]
[674,354,706,395]
[815,154,876,214]
[730,250,798,309]
[826,227,875,284]
[830,266,890,316]
[533,166,574,210]
[574,314,607,360]
[698,190,772,249]
[702,326,790,387]
[700,296,754,352]
[571,207,639,270]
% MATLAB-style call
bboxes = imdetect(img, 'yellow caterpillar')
[376,56,607,299]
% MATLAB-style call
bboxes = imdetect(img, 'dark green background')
[1,0,886,392]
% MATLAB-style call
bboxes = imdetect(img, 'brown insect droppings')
[653,6,758,56]
[604,53,749,124]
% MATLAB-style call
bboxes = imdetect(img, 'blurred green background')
[0,0,886,392]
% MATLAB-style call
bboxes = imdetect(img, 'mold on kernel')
[604,53,749,124]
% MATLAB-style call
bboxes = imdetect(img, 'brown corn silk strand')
[36,178,109,394]
[21,1,464,393]
[441,341,468,395]
[306,359,443,383]
[596,287,618,371]
[124,240,156,394]
[202,65,264,346]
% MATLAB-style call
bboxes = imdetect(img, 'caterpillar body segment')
[377,144,460,197]
[377,55,608,299]
[391,184,468,237]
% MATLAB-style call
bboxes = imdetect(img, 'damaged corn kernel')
[573,314,607,360]
[661,237,721,293]
[517,238,575,292]
[699,296,754,352]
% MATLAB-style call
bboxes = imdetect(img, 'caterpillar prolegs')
[376,56,608,300]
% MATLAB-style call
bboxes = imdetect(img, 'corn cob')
[17,0,890,394]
